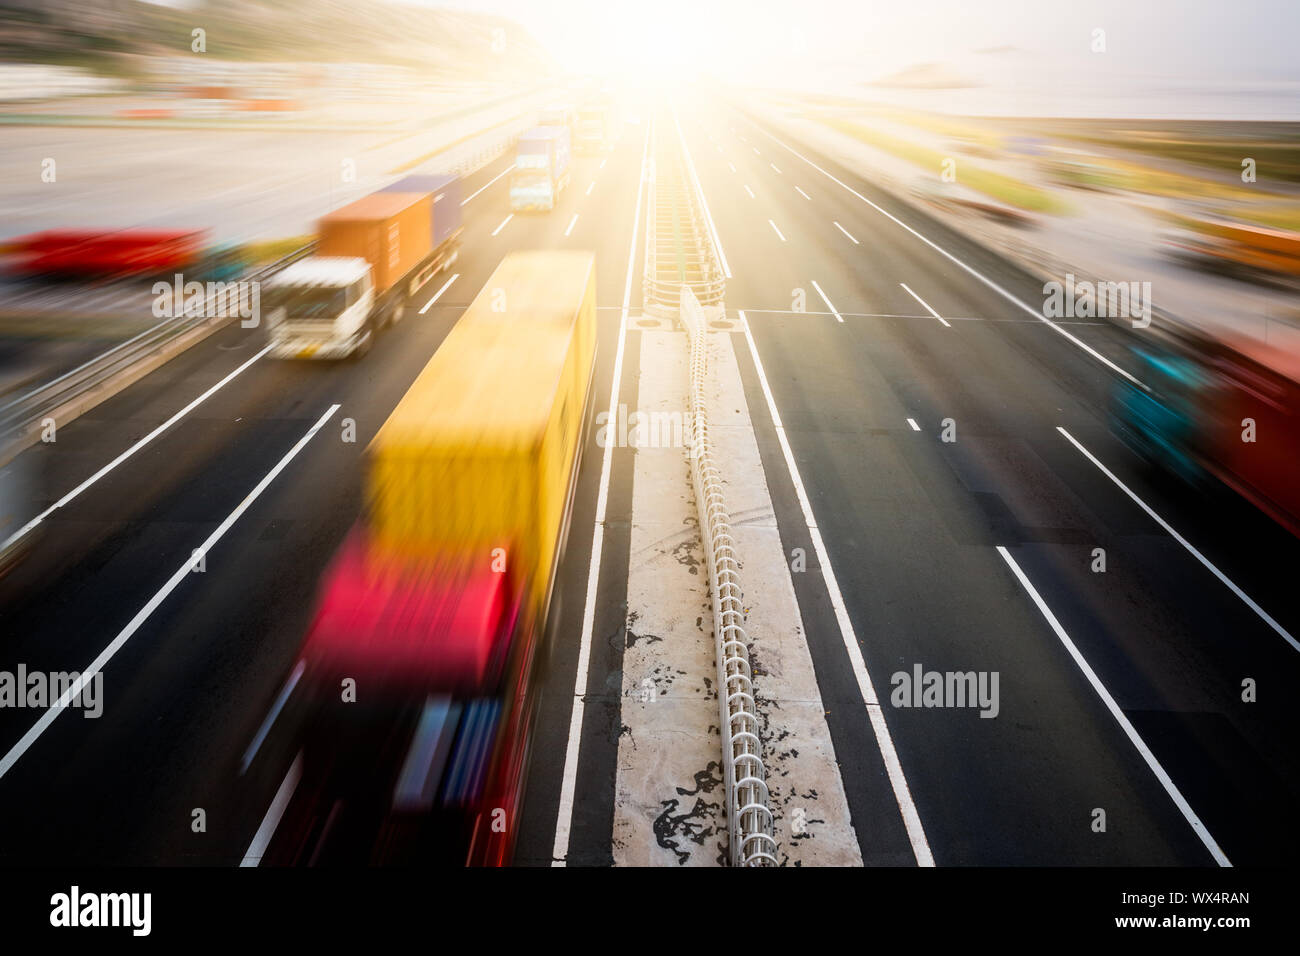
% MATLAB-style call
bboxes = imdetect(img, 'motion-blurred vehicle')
[1162,217,1300,285]
[4,229,209,277]
[274,251,598,865]
[538,103,576,132]
[1112,322,1300,537]
[510,126,571,212]
[575,103,610,153]
[263,175,462,359]
[0,228,257,329]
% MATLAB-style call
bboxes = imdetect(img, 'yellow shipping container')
[367,251,597,615]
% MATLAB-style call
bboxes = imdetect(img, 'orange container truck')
[318,193,431,298]
[263,186,459,359]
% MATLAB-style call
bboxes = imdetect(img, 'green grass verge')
[817,116,1065,214]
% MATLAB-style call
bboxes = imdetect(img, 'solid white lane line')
[460,164,511,205]
[899,282,952,328]
[744,185,755,199]
[586,181,595,196]
[996,546,1231,866]
[747,119,1145,388]
[906,418,921,431]
[1056,426,1298,653]
[833,221,860,245]
[0,404,341,784]
[768,219,786,241]
[811,280,843,323]
[0,343,273,555]
[418,272,459,313]
[565,213,579,237]
[491,213,513,236]
[240,660,305,774]
[552,118,651,866]
[240,752,302,867]
[795,186,811,200]
[672,107,731,279]
[770,162,782,174]
[739,310,933,866]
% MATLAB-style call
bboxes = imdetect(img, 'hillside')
[0,0,553,78]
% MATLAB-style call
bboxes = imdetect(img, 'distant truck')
[538,103,576,132]
[1112,322,1300,538]
[509,127,571,212]
[263,174,462,359]
[575,105,609,153]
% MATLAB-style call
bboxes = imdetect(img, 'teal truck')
[509,126,571,212]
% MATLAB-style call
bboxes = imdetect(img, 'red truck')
[5,229,209,277]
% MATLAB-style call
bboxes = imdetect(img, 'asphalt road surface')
[1,95,1297,867]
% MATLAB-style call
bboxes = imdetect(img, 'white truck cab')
[264,257,377,359]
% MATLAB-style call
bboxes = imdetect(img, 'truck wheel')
[349,329,373,360]
[390,299,406,325]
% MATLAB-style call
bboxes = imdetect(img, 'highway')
[0,127,644,864]
[676,99,1300,865]
[0,94,1298,867]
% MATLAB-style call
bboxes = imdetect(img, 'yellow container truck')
[284,251,597,866]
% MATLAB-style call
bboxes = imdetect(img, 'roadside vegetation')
[813,114,1067,214]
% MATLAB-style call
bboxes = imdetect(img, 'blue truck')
[510,127,571,212]
[378,173,465,254]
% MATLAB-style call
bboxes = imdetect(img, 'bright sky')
[425,0,1300,85]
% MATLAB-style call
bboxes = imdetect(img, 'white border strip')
[461,164,512,206]
[996,545,1231,866]
[833,221,860,245]
[900,282,952,328]
[742,113,1145,389]
[0,404,341,783]
[551,119,652,866]
[741,311,934,866]
[419,273,459,314]
[673,108,732,279]
[1057,426,1297,652]
[811,281,844,324]
[1,344,272,554]
[240,752,303,867]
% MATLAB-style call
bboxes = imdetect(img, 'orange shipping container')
[317,192,433,297]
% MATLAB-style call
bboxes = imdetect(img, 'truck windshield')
[267,286,347,319]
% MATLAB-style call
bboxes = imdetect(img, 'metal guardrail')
[0,242,316,446]
[446,121,528,180]
[644,117,726,319]
[647,101,772,865]
[680,286,777,867]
